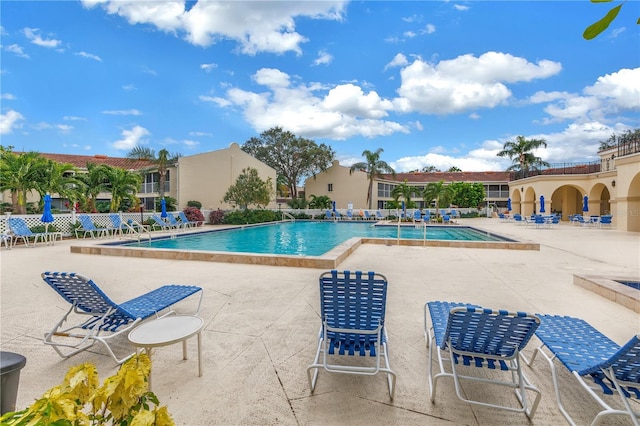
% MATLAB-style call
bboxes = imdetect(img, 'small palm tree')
[0,150,47,214]
[422,180,455,219]
[74,163,110,212]
[349,148,395,210]
[102,166,142,212]
[391,179,419,211]
[34,159,79,211]
[497,136,549,177]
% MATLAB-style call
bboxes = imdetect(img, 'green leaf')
[591,0,613,3]
[583,4,622,40]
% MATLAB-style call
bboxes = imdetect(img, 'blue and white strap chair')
[41,272,203,364]
[525,314,640,425]
[425,301,542,419]
[7,217,48,247]
[178,211,204,227]
[307,270,396,399]
[76,214,110,239]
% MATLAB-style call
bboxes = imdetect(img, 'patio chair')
[364,210,373,220]
[375,210,385,220]
[307,270,396,399]
[599,215,613,228]
[7,217,49,247]
[424,301,542,419]
[178,211,204,227]
[41,271,203,364]
[346,210,354,220]
[165,213,187,230]
[108,213,127,237]
[413,210,423,223]
[151,214,179,231]
[75,214,110,239]
[524,314,640,425]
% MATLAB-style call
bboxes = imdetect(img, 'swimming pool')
[72,220,537,269]
[118,221,512,256]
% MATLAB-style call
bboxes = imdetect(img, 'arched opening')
[550,185,586,221]
[626,173,640,232]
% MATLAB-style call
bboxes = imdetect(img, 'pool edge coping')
[574,274,640,313]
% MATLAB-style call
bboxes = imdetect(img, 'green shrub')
[95,201,110,213]
[30,224,59,233]
[287,197,307,209]
[223,209,278,225]
[187,200,202,209]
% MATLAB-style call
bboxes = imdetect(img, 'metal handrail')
[281,211,295,222]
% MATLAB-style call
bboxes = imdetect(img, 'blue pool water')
[615,280,640,290]
[117,221,512,257]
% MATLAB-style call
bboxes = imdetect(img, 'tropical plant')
[421,165,440,172]
[422,180,456,217]
[447,166,462,172]
[186,200,202,209]
[391,179,419,210]
[183,206,205,224]
[209,209,225,224]
[223,209,279,225]
[101,166,142,212]
[496,135,549,177]
[127,146,179,199]
[74,163,111,212]
[0,353,174,426]
[449,182,486,208]
[308,194,332,209]
[349,148,396,210]
[241,127,335,199]
[33,159,79,211]
[0,149,47,214]
[155,196,177,212]
[223,167,273,210]
[287,196,307,209]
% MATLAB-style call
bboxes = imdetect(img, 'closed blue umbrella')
[401,200,406,218]
[539,195,545,213]
[332,200,336,213]
[161,198,167,218]
[583,195,589,212]
[507,198,512,212]
[41,193,54,232]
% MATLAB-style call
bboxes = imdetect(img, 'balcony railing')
[509,162,601,181]
[139,182,170,194]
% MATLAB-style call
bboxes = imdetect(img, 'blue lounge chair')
[307,270,396,399]
[346,210,353,220]
[599,215,613,228]
[413,210,423,223]
[7,217,49,247]
[178,211,204,227]
[525,314,640,425]
[364,210,373,220]
[165,213,187,230]
[425,301,542,419]
[375,210,385,220]
[151,214,179,231]
[76,214,110,239]
[41,272,203,364]
[108,213,127,237]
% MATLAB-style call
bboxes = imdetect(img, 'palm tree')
[391,179,419,210]
[127,146,179,199]
[0,150,47,214]
[34,159,79,210]
[349,148,395,210]
[102,166,142,212]
[422,180,455,219]
[74,163,110,212]
[497,136,549,177]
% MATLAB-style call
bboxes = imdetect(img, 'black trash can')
[0,352,27,415]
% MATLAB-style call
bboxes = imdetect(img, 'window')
[327,183,333,192]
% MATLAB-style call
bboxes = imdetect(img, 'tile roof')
[38,153,154,171]
[379,171,511,183]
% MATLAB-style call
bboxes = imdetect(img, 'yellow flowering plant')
[0,353,174,426]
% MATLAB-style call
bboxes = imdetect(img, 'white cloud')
[422,24,436,34]
[0,110,24,134]
[1,93,16,100]
[122,84,136,91]
[182,139,200,147]
[200,63,217,72]
[213,67,408,140]
[189,131,213,137]
[394,52,562,114]
[583,67,640,110]
[313,50,333,66]
[82,0,347,54]
[75,51,102,61]
[56,124,73,133]
[384,53,409,71]
[63,116,87,121]
[5,44,29,59]
[454,5,469,12]
[112,125,150,150]
[102,109,142,115]
[23,27,61,48]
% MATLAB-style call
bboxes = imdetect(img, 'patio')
[1,218,638,425]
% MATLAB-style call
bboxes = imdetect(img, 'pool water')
[120,221,512,257]
[615,280,640,290]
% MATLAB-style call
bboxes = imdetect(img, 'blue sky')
[1,1,639,173]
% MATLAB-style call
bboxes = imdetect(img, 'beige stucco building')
[177,143,277,210]
[509,143,640,232]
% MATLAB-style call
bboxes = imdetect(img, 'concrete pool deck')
[1,217,639,425]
